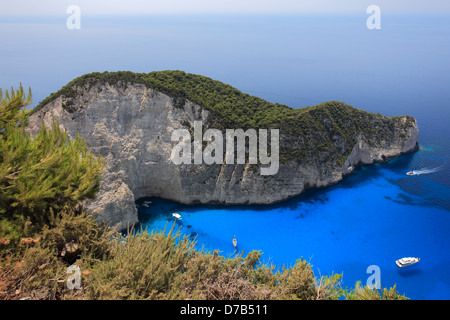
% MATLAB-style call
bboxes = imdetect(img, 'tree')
[0,84,104,235]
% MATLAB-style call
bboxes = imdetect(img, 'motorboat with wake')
[407,165,443,176]
[395,257,420,268]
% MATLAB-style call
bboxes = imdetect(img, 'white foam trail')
[412,165,443,175]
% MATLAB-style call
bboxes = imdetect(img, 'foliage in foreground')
[86,223,345,300]
[345,281,408,300]
[0,209,116,300]
[0,216,409,300]
[0,84,104,241]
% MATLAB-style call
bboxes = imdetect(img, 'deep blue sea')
[1,13,449,299]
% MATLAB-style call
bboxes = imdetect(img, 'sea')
[1,13,449,299]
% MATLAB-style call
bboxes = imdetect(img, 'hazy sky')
[2,0,450,15]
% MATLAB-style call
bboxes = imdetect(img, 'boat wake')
[408,165,444,176]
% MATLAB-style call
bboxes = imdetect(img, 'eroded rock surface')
[28,82,419,230]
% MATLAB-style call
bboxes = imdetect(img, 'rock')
[27,79,419,231]
[61,241,79,257]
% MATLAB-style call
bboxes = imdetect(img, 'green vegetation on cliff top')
[34,70,416,166]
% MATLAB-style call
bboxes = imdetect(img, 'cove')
[135,152,450,300]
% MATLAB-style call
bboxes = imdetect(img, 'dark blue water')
[1,13,449,299]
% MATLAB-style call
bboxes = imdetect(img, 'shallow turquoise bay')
[137,152,450,300]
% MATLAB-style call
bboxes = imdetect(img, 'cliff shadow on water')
[134,151,418,228]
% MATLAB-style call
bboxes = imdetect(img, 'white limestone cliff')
[28,82,419,230]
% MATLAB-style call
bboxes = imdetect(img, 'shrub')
[0,85,104,232]
[345,281,408,300]
[85,223,345,300]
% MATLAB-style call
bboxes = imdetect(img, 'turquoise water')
[137,151,450,300]
[2,13,450,299]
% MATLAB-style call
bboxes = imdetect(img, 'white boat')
[232,235,237,248]
[406,171,416,176]
[396,257,420,268]
[172,212,182,220]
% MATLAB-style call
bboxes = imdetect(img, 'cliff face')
[28,76,419,230]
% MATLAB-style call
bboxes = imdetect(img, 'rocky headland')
[28,71,419,230]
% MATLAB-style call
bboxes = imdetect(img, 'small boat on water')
[396,257,420,268]
[172,212,182,220]
[232,235,237,248]
[406,171,416,176]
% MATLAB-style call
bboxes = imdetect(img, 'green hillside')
[34,70,416,166]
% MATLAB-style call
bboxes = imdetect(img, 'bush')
[0,84,110,300]
[0,208,117,300]
[84,223,345,300]
[86,224,196,299]
[39,208,117,263]
[345,281,408,300]
[0,85,104,232]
